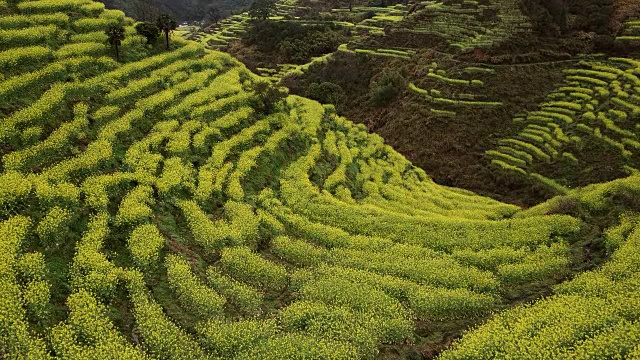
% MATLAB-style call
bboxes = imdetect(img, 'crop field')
[270,0,535,79]
[618,19,640,42]
[397,0,531,51]
[486,58,640,193]
[182,0,534,84]
[183,1,302,52]
[2,0,640,359]
[181,1,418,81]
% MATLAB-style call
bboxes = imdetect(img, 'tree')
[135,22,160,45]
[105,24,125,61]
[156,13,177,50]
[522,0,568,35]
[207,6,223,25]
[568,0,614,33]
[369,68,406,107]
[129,0,162,22]
[248,0,275,21]
[245,80,288,115]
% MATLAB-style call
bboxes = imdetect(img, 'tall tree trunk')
[116,44,120,61]
[165,30,170,50]
[349,0,352,11]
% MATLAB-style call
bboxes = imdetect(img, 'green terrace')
[395,0,531,51]
[408,63,502,117]
[2,0,640,359]
[617,19,640,42]
[486,58,640,193]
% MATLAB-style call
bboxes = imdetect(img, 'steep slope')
[486,58,640,194]
[440,176,640,359]
[283,50,576,206]
[193,0,640,206]
[1,1,640,359]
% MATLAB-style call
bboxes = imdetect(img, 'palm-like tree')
[156,14,177,50]
[105,24,125,61]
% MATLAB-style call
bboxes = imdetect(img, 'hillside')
[1,0,640,359]
[101,0,252,22]
[177,0,640,205]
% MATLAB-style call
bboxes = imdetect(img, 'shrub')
[70,213,119,298]
[0,172,32,218]
[248,0,276,20]
[0,25,57,50]
[271,236,328,266]
[0,46,51,74]
[567,0,614,33]
[17,252,47,282]
[115,185,155,226]
[246,80,288,115]
[369,68,406,107]
[243,21,346,64]
[126,272,207,358]
[50,290,146,359]
[305,82,345,108]
[206,267,262,314]
[135,22,160,45]
[23,280,50,316]
[196,318,278,358]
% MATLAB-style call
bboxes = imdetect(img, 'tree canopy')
[103,0,253,22]
[207,6,223,24]
[248,0,276,21]
[135,22,161,45]
[156,13,178,49]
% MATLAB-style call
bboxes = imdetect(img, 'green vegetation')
[398,0,531,51]
[2,0,640,359]
[442,176,640,359]
[157,13,177,50]
[248,0,276,21]
[409,65,503,113]
[135,21,160,45]
[486,59,640,193]
[105,23,125,60]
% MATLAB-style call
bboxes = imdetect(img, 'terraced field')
[409,63,502,117]
[183,0,533,81]
[182,0,300,52]
[2,0,640,359]
[398,0,531,51]
[618,19,640,42]
[178,1,417,81]
[181,0,534,84]
[487,58,640,192]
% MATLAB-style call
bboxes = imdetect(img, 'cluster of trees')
[242,21,347,63]
[102,0,252,22]
[105,14,178,61]
[522,0,615,35]
[247,0,276,20]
